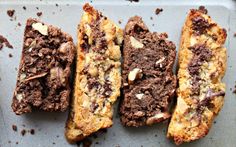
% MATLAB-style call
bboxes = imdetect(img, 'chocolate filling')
[188,44,212,95]
[191,16,210,35]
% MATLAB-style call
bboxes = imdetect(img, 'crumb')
[214,121,216,124]
[52,12,55,15]
[22,124,26,127]
[53,142,56,145]
[15,67,17,71]
[55,3,59,7]
[150,17,153,20]
[154,134,158,137]
[152,24,154,26]
[118,20,122,24]
[16,142,18,145]
[66,4,69,6]
[198,6,208,14]
[23,6,26,10]
[0,34,13,49]
[56,135,59,138]
[36,12,42,17]
[12,125,17,131]
[30,129,35,135]
[7,9,15,17]
[234,33,236,37]
[127,0,139,2]
[155,8,163,15]
[17,22,21,26]
[9,53,13,58]
[21,129,26,136]
[8,141,11,143]
[36,7,39,10]
[95,142,99,144]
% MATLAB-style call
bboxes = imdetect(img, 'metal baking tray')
[0,0,235,146]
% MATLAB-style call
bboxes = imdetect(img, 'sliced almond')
[130,36,143,49]
[135,93,144,100]
[32,22,48,36]
[128,68,142,84]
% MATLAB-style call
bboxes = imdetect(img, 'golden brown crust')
[167,8,227,145]
[65,3,123,143]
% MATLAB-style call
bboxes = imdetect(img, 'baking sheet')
[0,0,235,147]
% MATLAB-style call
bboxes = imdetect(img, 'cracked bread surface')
[119,16,177,127]
[65,4,123,143]
[167,7,227,145]
[12,18,75,115]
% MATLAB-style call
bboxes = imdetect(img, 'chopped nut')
[16,94,23,102]
[20,73,26,81]
[50,67,65,84]
[28,40,37,52]
[88,66,98,77]
[128,68,142,84]
[146,113,170,125]
[58,42,69,54]
[130,36,143,49]
[32,22,48,36]
[135,93,144,100]
[134,111,145,117]
[156,57,165,65]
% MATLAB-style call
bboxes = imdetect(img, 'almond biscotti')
[65,4,123,142]
[119,16,177,127]
[167,7,227,145]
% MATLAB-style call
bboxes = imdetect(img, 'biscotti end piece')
[11,18,75,115]
[119,16,177,127]
[65,4,123,143]
[167,7,227,145]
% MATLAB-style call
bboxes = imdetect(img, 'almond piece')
[130,36,143,49]
[32,22,48,36]
[128,68,142,84]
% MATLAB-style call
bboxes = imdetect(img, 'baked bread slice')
[167,7,227,145]
[119,16,177,127]
[65,4,123,143]
[12,18,75,115]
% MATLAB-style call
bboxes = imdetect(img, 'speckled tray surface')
[0,0,236,147]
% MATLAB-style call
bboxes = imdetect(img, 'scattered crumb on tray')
[150,17,153,20]
[234,33,236,37]
[56,3,59,7]
[12,125,17,131]
[21,129,26,136]
[118,20,122,24]
[7,9,15,17]
[155,8,163,15]
[17,22,21,26]
[16,142,19,145]
[0,35,13,50]
[23,6,26,10]
[9,53,13,58]
[37,12,42,17]
[127,0,139,2]
[36,7,39,10]
[29,129,35,135]
[8,141,11,144]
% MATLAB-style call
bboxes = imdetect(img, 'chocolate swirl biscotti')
[12,18,75,115]
[167,7,227,145]
[65,4,123,142]
[119,16,177,127]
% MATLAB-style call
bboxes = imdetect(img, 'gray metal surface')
[0,0,235,147]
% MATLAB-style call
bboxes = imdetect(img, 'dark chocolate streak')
[191,16,210,35]
[188,44,212,95]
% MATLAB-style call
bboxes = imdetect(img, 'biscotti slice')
[119,16,177,127]
[167,7,227,145]
[65,4,123,142]
[11,18,75,115]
